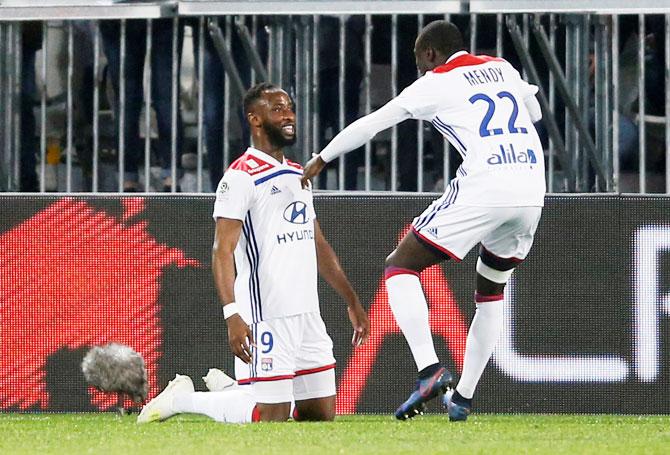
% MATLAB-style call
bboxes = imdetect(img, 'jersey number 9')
[260,331,274,353]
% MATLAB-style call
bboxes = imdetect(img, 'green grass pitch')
[1,413,669,454]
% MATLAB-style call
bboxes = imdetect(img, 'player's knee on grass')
[293,370,336,421]
[476,246,519,296]
[294,396,336,422]
[256,402,292,422]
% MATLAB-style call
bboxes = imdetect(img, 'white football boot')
[202,368,237,391]
[137,374,194,423]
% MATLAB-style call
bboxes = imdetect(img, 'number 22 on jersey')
[469,91,528,138]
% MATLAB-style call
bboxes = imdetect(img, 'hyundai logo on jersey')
[276,229,314,244]
[487,144,537,165]
[283,201,309,224]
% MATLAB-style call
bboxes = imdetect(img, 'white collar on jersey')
[445,50,469,63]
[246,146,288,166]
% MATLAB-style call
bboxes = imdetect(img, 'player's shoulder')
[285,159,303,171]
[228,151,277,177]
[219,153,258,192]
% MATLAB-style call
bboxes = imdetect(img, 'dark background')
[0,194,668,414]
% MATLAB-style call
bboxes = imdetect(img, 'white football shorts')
[411,203,542,263]
[235,311,336,404]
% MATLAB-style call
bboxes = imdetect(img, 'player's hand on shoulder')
[347,301,370,348]
[226,314,255,364]
[301,154,326,189]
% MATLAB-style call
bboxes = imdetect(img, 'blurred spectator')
[640,16,665,117]
[609,24,638,173]
[198,16,366,191]
[371,15,463,191]
[616,16,665,174]
[318,15,365,190]
[71,21,96,190]
[20,21,41,192]
[100,18,184,191]
[192,17,261,191]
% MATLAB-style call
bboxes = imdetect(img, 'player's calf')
[447,247,519,423]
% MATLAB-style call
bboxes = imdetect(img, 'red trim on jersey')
[228,153,276,176]
[285,159,303,170]
[432,54,504,74]
[237,374,295,385]
[474,292,504,303]
[294,363,336,377]
[411,227,463,262]
[384,266,420,280]
[251,405,261,422]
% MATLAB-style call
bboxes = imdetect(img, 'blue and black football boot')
[443,389,472,422]
[395,366,453,420]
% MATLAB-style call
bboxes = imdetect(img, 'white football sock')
[456,299,504,399]
[174,389,256,423]
[386,273,439,371]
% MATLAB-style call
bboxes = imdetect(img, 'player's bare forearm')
[314,221,370,346]
[212,217,243,305]
[212,217,254,363]
[301,155,326,188]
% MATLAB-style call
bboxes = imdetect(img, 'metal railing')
[1,1,669,193]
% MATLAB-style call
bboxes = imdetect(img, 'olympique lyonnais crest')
[261,358,273,372]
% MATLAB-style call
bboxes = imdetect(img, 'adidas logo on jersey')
[426,227,439,237]
[271,185,281,195]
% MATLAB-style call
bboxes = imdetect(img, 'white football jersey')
[389,51,546,207]
[213,147,319,323]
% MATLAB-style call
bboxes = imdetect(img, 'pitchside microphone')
[81,343,148,404]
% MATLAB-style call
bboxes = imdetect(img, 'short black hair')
[416,20,464,57]
[243,82,281,115]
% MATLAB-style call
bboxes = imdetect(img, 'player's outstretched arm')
[314,221,370,347]
[301,103,410,188]
[213,217,254,364]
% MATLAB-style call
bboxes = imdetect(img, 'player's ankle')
[418,363,441,380]
[452,390,473,407]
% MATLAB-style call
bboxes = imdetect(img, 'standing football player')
[138,83,369,424]
[302,20,545,421]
